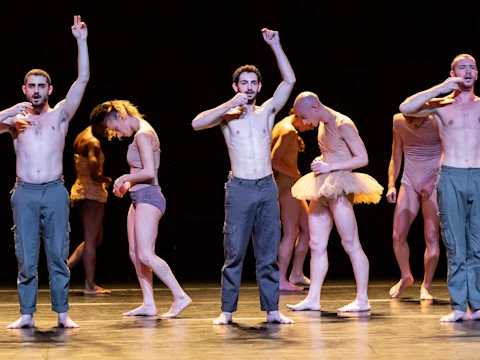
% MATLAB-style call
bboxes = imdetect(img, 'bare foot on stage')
[213,312,232,325]
[469,309,480,320]
[337,299,371,313]
[280,280,304,291]
[58,313,79,328]
[289,275,311,287]
[389,276,414,298]
[84,285,112,296]
[420,285,434,300]
[440,310,468,322]
[286,297,321,311]
[7,315,34,329]
[161,294,192,318]
[123,304,158,317]
[266,311,294,324]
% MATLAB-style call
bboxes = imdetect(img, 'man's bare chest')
[438,103,480,130]
[224,114,271,141]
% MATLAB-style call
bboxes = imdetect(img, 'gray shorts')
[130,185,166,214]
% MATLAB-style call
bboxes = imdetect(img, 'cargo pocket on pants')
[223,223,237,258]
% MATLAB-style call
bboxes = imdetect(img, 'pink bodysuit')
[393,116,442,195]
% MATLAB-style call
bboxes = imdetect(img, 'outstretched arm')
[399,77,463,116]
[192,93,248,131]
[261,29,296,117]
[387,127,403,203]
[59,15,90,122]
[271,131,302,179]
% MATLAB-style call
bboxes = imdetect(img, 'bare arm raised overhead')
[261,29,296,123]
[399,77,463,116]
[56,15,90,123]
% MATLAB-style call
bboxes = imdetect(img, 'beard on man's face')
[28,94,48,108]
[245,91,257,105]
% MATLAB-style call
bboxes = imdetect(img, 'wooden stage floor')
[0,279,479,359]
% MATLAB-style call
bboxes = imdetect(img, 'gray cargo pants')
[221,173,282,313]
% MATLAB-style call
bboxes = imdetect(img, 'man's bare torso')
[434,97,480,168]
[221,102,275,179]
[13,105,69,183]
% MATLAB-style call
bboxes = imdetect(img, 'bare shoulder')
[393,113,406,129]
[337,117,360,139]
[393,113,405,122]
[276,119,296,135]
[136,127,160,149]
[87,136,101,148]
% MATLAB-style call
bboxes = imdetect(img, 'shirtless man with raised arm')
[399,54,480,322]
[387,113,441,300]
[192,28,295,325]
[0,15,89,329]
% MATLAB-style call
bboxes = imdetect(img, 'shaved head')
[294,91,320,108]
[293,91,323,127]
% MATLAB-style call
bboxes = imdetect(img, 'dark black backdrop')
[0,1,477,285]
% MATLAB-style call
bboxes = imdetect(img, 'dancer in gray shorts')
[91,100,191,318]
[0,15,89,329]
[192,28,295,325]
[400,53,480,322]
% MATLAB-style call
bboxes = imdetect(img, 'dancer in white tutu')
[287,91,383,313]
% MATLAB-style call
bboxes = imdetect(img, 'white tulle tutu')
[291,171,383,204]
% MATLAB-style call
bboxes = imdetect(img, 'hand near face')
[230,92,248,108]
[261,28,280,46]
[439,77,465,93]
[9,102,32,117]
[71,15,88,40]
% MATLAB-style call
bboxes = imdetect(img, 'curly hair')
[89,100,144,140]
[232,64,262,84]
